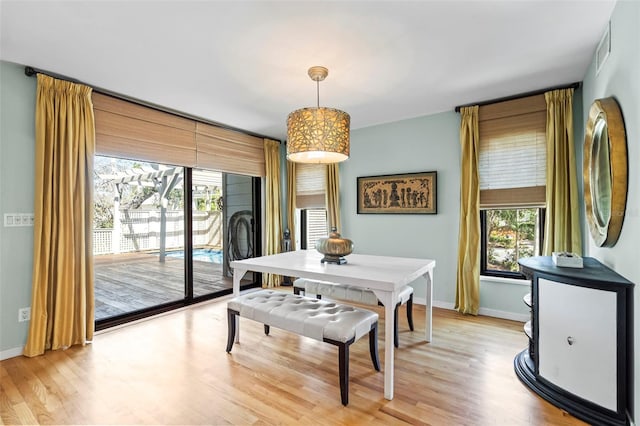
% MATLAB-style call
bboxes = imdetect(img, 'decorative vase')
[315,227,353,265]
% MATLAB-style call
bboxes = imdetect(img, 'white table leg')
[373,289,396,400]
[423,269,433,342]
[233,268,247,343]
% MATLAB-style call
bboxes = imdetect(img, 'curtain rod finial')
[25,66,36,77]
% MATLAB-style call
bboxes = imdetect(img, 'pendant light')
[286,66,350,163]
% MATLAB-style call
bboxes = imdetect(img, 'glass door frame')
[95,168,262,331]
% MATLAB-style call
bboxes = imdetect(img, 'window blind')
[295,163,326,209]
[93,93,266,176]
[93,93,197,166]
[478,94,546,208]
[195,122,265,177]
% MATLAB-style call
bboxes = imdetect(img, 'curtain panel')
[543,88,582,255]
[325,164,341,232]
[286,160,297,251]
[455,106,481,315]
[24,74,96,357]
[263,139,282,287]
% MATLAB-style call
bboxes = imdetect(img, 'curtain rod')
[24,66,282,142]
[454,81,581,113]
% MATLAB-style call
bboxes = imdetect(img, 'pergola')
[99,165,222,261]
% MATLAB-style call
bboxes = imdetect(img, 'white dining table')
[230,249,436,400]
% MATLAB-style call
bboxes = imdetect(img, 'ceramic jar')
[315,228,353,264]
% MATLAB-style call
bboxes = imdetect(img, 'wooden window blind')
[295,163,326,209]
[478,94,546,208]
[195,122,265,177]
[93,93,197,166]
[93,93,266,176]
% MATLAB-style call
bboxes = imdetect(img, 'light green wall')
[340,112,460,305]
[0,61,36,354]
[340,110,539,318]
[581,0,640,420]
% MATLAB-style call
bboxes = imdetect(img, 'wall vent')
[596,21,611,75]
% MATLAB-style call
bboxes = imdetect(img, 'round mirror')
[590,114,611,231]
[584,98,627,247]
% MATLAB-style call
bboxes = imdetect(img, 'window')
[294,163,328,248]
[479,95,547,278]
[300,208,327,249]
[93,156,261,328]
[481,208,545,277]
[92,93,264,329]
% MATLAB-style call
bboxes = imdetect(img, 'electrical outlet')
[18,307,31,322]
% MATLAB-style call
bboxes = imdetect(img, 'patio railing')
[93,210,222,255]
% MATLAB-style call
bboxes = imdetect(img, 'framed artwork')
[357,171,437,214]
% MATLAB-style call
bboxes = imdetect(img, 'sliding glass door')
[191,170,258,298]
[94,156,260,328]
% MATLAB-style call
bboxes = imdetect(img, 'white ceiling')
[0,0,616,140]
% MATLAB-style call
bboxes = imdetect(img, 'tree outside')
[93,156,188,230]
[486,208,538,272]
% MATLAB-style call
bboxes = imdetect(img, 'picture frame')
[357,171,437,214]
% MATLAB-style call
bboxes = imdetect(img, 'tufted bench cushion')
[226,289,380,405]
[293,278,415,347]
[227,289,378,343]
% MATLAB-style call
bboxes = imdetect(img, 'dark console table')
[516,256,634,426]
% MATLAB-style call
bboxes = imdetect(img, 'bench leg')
[226,309,238,353]
[407,293,414,331]
[338,341,349,406]
[264,324,270,335]
[324,336,355,406]
[369,322,380,371]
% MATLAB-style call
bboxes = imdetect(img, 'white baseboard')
[477,307,529,322]
[0,346,24,361]
[414,297,528,322]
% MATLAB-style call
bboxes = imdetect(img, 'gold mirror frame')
[583,97,628,247]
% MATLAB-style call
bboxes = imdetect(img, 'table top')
[231,250,436,292]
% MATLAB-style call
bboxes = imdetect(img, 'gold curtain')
[325,164,341,232]
[24,75,95,357]
[286,160,297,251]
[543,89,582,255]
[455,106,480,315]
[263,139,282,287]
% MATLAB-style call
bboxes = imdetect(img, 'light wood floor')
[0,291,585,425]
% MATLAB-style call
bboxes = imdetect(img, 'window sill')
[480,275,531,286]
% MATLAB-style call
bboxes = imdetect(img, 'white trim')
[414,297,528,322]
[477,307,529,322]
[0,346,24,361]
[480,275,531,286]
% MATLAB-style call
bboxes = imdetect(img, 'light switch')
[4,213,34,227]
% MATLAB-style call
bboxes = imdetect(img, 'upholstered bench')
[226,289,380,406]
[293,278,414,348]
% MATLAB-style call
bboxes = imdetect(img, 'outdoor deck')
[94,252,243,320]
